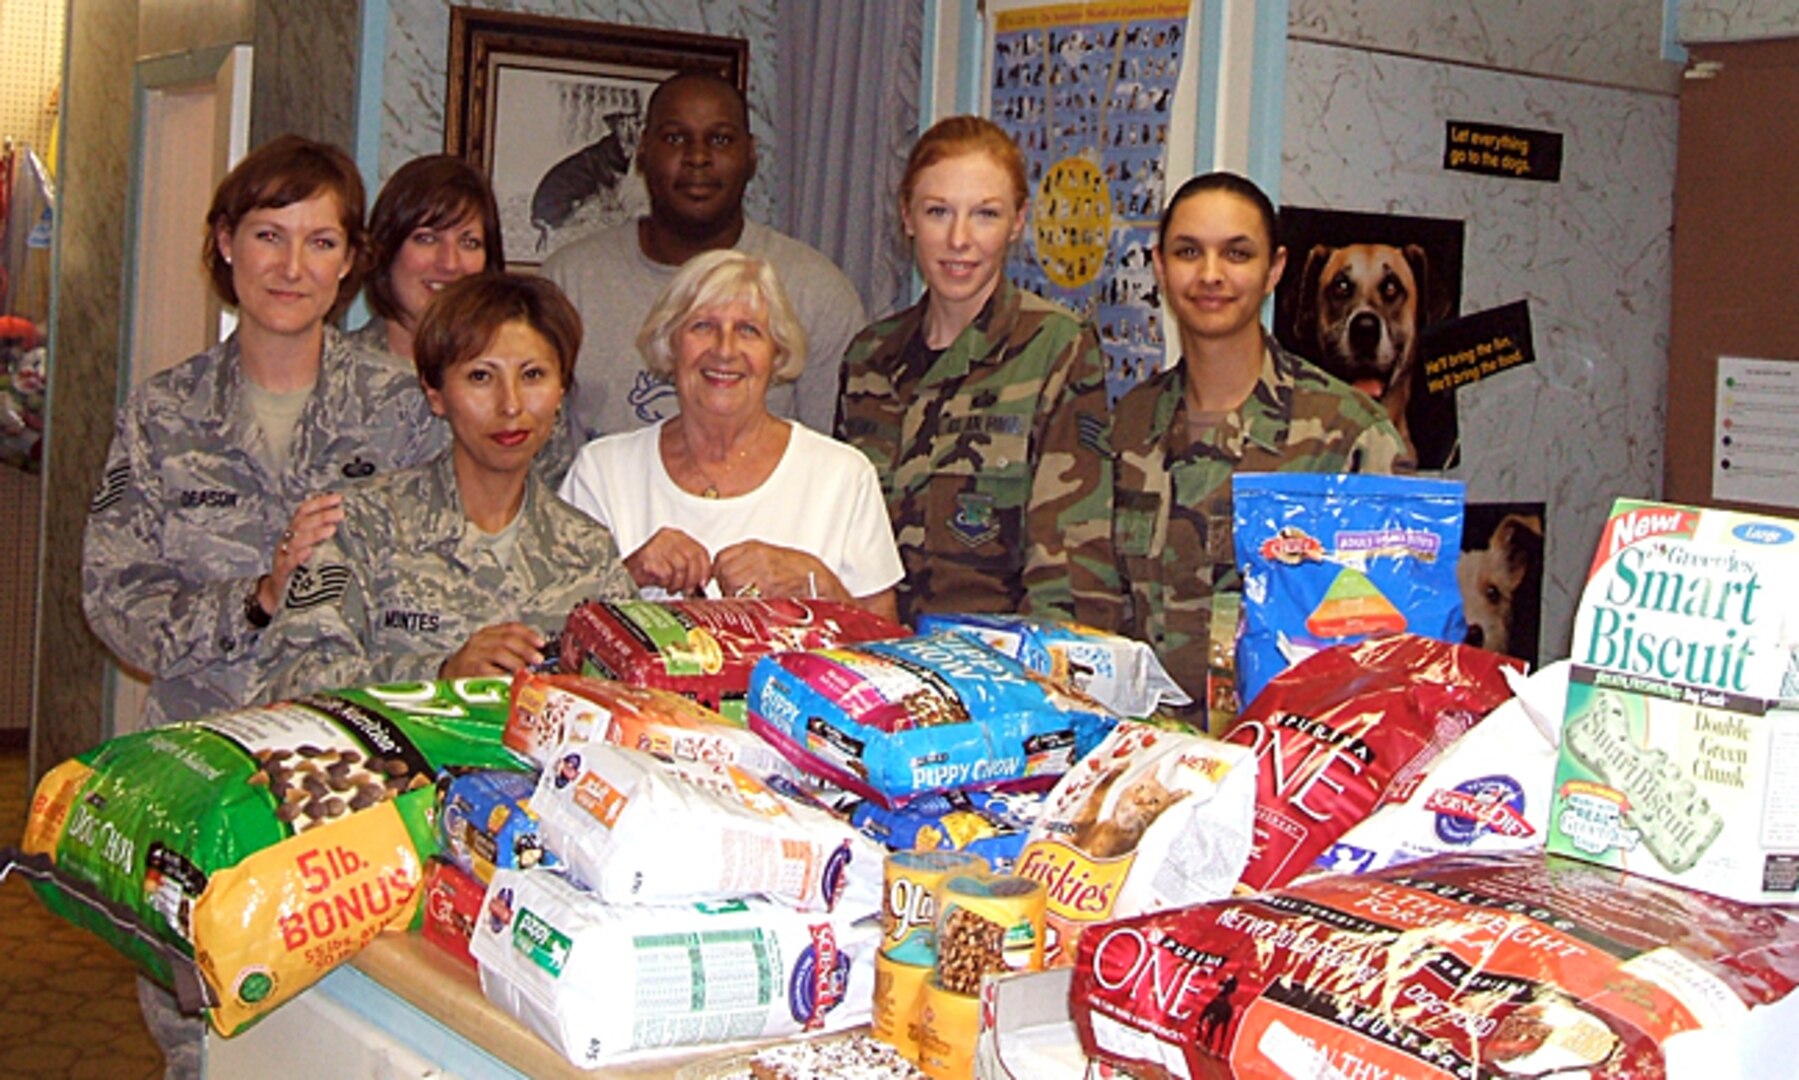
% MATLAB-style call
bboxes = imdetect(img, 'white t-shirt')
[559,420,903,600]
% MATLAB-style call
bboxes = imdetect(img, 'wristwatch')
[244,580,273,629]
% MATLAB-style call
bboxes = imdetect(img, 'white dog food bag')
[1311,661,1568,876]
[471,867,876,1068]
[531,739,882,913]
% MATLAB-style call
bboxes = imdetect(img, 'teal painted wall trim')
[1248,0,1287,204]
[1662,0,1689,63]
[1194,0,1224,176]
[956,0,983,114]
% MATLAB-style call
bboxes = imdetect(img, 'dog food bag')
[420,857,485,969]
[1221,634,1521,893]
[506,669,800,782]
[1548,500,1799,904]
[915,612,1191,718]
[471,867,877,1068]
[439,769,558,884]
[747,632,1119,809]
[1313,661,1568,877]
[1070,851,1799,1080]
[530,739,882,913]
[560,598,909,722]
[1014,721,1257,967]
[5,678,524,1034]
[1232,472,1467,710]
[851,788,1046,874]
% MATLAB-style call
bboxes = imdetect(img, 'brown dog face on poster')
[1296,242,1430,439]
[1458,512,1544,659]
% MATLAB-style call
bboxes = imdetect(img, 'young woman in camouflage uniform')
[82,136,445,733]
[835,117,1116,626]
[1113,173,1411,727]
[256,274,636,700]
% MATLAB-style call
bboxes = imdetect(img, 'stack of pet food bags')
[1,678,528,1036]
[449,597,920,1070]
[744,614,1250,1079]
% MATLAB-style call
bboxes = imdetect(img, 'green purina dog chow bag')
[2,679,526,1034]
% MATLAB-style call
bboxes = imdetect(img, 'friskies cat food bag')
[1016,721,1256,965]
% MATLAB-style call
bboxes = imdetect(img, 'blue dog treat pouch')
[1233,473,1466,709]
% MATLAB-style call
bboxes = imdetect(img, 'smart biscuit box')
[1547,499,1799,902]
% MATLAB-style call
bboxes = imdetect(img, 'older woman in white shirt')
[559,249,902,622]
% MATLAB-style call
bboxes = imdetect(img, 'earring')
[223,255,232,265]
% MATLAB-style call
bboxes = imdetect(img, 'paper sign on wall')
[1714,356,1799,510]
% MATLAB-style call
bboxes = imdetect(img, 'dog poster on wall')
[988,0,1192,406]
[1273,208,1466,469]
[1459,501,1545,667]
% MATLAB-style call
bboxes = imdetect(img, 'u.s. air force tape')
[90,463,130,513]
[284,564,352,610]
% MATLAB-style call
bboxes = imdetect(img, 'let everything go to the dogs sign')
[1444,120,1564,182]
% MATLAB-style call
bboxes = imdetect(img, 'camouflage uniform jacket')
[81,329,447,728]
[1114,338,1411,722]
[836,278,1118,626]
[255,450,637,700]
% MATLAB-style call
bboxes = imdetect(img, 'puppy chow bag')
[849,787,1046,872]
[438,769,558,884]
[4,679,524,1033]
[746,631,1118,808]
[472,867,876,1068]
[1233,472,1466,708]
[914,611,1191,717]
[559,598,907,721]
[530,739,882,913]
[1221,635,1520,893]
[1069,851,1799,1080]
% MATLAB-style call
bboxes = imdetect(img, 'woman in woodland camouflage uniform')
[835,116,1117,627]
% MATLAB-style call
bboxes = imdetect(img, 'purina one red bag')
[1220,634,1519,893]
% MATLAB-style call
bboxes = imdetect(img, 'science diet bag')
[1314,661,1566,878]
[747,632,1118,808]
[530,740,881,913]
[472,868,876,1068]
[915,612,1191,717]
[559,598,908,722]
[1070,851,1799,1080]
[5,679,522,1034]
[1222,635,1520,893]
[1016,721,1257,965]
[1233,473,1466,709]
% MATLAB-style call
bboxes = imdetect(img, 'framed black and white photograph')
[446,8,746,268]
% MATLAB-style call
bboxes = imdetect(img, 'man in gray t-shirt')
[543,71,866,440]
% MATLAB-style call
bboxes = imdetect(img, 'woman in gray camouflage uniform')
[82,135,444,733]
[80,135,446,1080]
[256,273,636,699]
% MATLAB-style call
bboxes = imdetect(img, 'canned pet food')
[872,950,932,1062]
[932,873,1045,995]
[882,850,985,965]
[915,976,981,1080]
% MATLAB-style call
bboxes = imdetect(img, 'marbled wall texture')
[1681,0,1799,43]
[1288,0,1682,94]
[1284,39,1676,658]
[381,0,780,223]
[252,0,360,150]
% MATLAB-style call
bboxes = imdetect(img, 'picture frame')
[445,8,747,268]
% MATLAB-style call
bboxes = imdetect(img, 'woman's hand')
[438,622,545,679]
[626,527,713,595]
[713,541,848,602]
[259,493,346,613]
